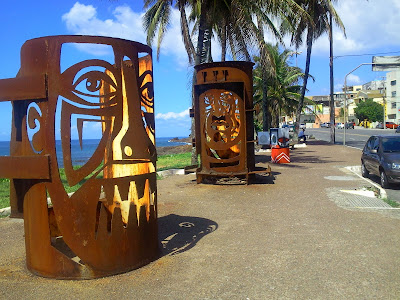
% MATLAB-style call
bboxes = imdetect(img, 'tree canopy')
[354,99,384,122]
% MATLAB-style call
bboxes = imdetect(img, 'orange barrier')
[271,146,290,163]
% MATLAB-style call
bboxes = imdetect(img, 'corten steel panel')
[0,75,47,102]
[0,155,50,179]
[0,36,158,279]
[193,62,270,184]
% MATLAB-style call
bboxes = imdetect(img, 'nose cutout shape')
[113,61,152,161]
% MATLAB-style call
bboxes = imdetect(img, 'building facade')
[386,70,400,124]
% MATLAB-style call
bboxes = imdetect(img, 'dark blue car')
[361,135,400,188]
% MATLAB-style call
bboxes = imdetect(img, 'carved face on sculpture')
[204,90,240,146]
[200,89,242,165]
[20,36,158,278]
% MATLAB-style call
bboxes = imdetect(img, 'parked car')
[320,122,331,128]
[376,123,384,129]
[386,122,399,129]
[345,122,354,129]
[361,135,400,188]
[299,123,306,129]
[336,122,344,129]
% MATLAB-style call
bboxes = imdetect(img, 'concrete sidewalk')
[0,140,399,299]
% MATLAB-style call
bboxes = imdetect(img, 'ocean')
[0,137,188,168]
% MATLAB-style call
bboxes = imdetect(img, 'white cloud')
[312,0,400,56]
[62,2,188,65]
[347,74,361,84]
[62,2,146,42]
[155,108,189,120]
[335,83,344,92]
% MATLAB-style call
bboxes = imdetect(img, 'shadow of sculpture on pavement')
[158,214,218,256]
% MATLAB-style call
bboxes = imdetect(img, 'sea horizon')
[0,137,188,168]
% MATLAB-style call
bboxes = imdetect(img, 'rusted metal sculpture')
[0,36,158,279]
[193,62,271,184]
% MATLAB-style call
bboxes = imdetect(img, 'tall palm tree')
[290,0,345,132]
[143,0,260,163]
[246,0,310,131]
[253,44,312,129]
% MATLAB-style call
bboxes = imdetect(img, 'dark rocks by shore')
[169,136,191,143]
[157,136,192,155]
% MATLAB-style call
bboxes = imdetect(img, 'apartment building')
[386,70,400,124]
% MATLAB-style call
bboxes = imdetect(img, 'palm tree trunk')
[196,2,208,65]
[256,16,270,132]
[261,70,269,131]
[296,27,313,132]
[191,0,208,165]
[329,12,335,144]
[178,1,196,64]
[221,24,227,62]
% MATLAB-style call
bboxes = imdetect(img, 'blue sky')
[0,0,399,140]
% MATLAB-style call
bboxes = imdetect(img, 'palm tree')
[289,0,345,132]
[143,0,260,163]
[253,44,311,130]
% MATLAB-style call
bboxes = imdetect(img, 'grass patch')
[0,152,193,209]
[157,152,192,171]
[0,178,10,210]
[365,185,400,208]
[383,198,400,208]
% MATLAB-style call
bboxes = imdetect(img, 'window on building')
[392,102,397,109]
[392,91,397,97]
[391,80,396,86]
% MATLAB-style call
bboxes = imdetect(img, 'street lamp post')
[343,63,375,146]
[294,51,302,67]
[381,80,386,130]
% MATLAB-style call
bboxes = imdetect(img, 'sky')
[0,0,399,140]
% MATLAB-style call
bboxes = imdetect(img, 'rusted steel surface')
[193,62,271,184]
[0,155,50,179]
[0,75,47,102]
[0,36,158,279]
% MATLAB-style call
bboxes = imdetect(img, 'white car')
[336,122,344,129]
[299,123,306,129]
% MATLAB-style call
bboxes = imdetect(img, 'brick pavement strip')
[0,140,399,299]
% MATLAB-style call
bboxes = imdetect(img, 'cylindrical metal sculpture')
[193,62,271,184]
[0,36,158,279]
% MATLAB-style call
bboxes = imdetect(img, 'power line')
[333,50,400,59]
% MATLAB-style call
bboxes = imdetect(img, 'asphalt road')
[306,127,400,202]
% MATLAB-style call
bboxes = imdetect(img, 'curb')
[0,206,10,217]
[345,166,388,200]
[157,168,185,178]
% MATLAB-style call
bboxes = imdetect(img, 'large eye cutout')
[73,67,117,100]
[62,61,119,107]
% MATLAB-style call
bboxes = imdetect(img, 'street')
[306,127,400,202]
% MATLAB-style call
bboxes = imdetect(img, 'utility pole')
[329,13,335,144]
[382,78,386,129]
